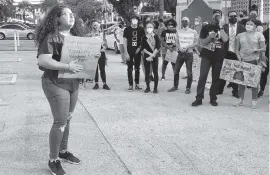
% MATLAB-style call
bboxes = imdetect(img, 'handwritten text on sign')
[58,36,101,79]
[219,59,262,88]
[178,32,195,48]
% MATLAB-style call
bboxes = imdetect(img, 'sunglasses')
[182,20,188,22]
[229,15,237,18]
[168,23,174,26]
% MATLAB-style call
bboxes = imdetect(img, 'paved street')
[0,40,36,51]
[0,48,269,175]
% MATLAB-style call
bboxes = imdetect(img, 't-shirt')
[177,27,198,53]
[199,23,225,60]
[37,33,79,91]
[123,26,145,54]
[141,34,161,57]
[263,28,269,58]
[236,32,265,61]
[161,29,177,46]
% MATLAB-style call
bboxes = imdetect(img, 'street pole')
[260,0,264,22]
[248,0,252,13]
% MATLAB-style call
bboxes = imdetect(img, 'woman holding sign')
[234,18,266,109]
[141,22,161,93]
[35,5,94,175]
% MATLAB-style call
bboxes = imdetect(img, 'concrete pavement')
[0,50,269,175]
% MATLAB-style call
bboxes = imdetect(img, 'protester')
[114,21,126,63]
[91,21,110,90]
[258,26,269,98]
[168,17,198,94]
[217,11,246,98]
[35,4,93,174]
[192,16,203,35]
[123,15,145,91]
[192,9,228,107]
[234,18,266,108]
[141,22,161,93]
[160,18,177,80]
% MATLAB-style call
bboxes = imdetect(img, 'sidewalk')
[0,51,269,175]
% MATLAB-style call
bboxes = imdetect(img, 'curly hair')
[35,4,82,46]
[165,18,177,27]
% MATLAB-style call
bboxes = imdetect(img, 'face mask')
[239,15,243,18]
[182,21,188,28]
[147,28,154,34]
[229,18,237,24]
[246,25,254,31]
[194,21,200,25]
[132,19,138,25]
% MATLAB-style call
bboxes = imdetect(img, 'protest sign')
[58,36,101,79]
[192,54,212,84]
[178,32,195,48]
[220,59,262,88]
[165,50,178,63]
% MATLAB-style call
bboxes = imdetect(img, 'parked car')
[105,24,120,54]
[0,23,35,40]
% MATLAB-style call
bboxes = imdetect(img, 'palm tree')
[159,0,164,19]
[0,0,14,22]
[41,0,59,13]
[18,1,33,22]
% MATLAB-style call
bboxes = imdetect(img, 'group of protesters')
[34,3,268,175]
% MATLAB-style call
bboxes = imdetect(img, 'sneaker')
[161,77,165,81]
[135,84,142,90]
[48,160,66,175]
[252,100,257,109]
[168,87,178,92]
[59,151,81,165]
[232,92,240,99]
[234,100,243,107]
[128,85,133,92]
[191,100,202,107]
[103,84,110,90]
[153,88,158,94]
[185,88,191,94]
[258,91,264,98]
[93,83,99,90]
[144,88,150,93]
[210,100,218,106]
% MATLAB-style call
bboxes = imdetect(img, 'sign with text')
[220,59,262,88]
[58,36,101,79]
[178,32,195,48]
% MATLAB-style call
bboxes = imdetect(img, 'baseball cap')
[213,9,222,16]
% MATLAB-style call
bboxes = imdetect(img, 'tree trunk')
[23,11,26,22]
[159,0,164,19]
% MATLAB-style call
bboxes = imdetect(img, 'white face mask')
[194,21,200,25]
[132,19,138,25]
[147,28,154,34]
[246,24,254,31]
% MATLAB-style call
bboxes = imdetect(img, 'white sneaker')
[252,100,257,109]
[234,100,243,107]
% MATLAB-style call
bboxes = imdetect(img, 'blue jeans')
[42,78,79,159]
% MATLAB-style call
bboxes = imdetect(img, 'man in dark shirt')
[258,27,269,97]
[123,15,145,91]
[192,9,228,107]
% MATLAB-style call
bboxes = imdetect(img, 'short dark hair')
[153,21,159,29]
[250,4,258,12]
[165,18,177,27]
[228,10,237,16]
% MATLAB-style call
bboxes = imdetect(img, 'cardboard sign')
[178,32,195,48]
[192,54,212,83]
[165,50,178,63]
[58,36,101,79]
[220,59,262,88]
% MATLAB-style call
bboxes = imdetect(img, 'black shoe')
[232,92,240,98]
[103,84,110,90]
[192,100,202,107]
[48,160,66,175]
[227,83,232,88]
[161,77,165,81]
[59,151,81,165]
[153,88,158,94]
[168,87,178,92]
[150,75,154,81]
[185,88,191,94]
[144,88,150,93]
[258,91,264,98]
[210,100,218,106]
[86,79,93,83]
[93,83,99,90]
[128,85,133,92]
[135,84,142,90]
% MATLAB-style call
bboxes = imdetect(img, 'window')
[0,24,25,30]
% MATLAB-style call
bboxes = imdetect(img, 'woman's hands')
[67,60,83,73]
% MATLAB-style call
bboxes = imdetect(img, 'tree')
[41,0,59,13]
[18,0,33,22]
[107,0,141,23]
[0,0,14,22]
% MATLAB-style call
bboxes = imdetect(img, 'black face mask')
[182,21,188,28]
[239,15,243,18]
[229,17,237,24]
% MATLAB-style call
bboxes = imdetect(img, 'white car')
[105,24,121,54]
[0,23,35,40]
